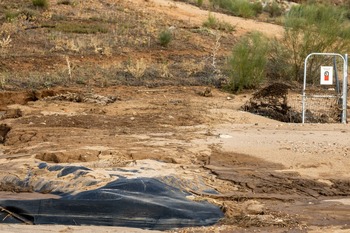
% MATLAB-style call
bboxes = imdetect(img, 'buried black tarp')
[0,178,223,230]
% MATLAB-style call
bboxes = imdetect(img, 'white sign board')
[320,66,333,85]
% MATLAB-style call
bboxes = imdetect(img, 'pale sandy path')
[200,122,350,179]
[137,0,284,37]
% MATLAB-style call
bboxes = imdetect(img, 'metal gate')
[302,53,348,124]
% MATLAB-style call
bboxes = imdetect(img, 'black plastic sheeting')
[0,178,223,230]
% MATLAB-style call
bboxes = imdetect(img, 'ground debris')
[242,83,301,122]
[44,92,117,105]
[196,87,213,97]
[0,205,33,225]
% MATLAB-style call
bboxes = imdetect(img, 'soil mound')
[243,83,301,123]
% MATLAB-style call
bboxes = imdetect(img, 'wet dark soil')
[206,150,350,230]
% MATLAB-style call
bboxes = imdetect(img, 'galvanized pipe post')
[342,54,348,124]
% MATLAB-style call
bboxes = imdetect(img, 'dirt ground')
[0,85,349,233]
[1,0,350,232]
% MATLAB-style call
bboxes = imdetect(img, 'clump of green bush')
[224,2,350,93]
[279,3,350,83]
[32,0,49,8]
[4,11,19,21]
[226,32,269,92]
[209,0,262,18]
[158,30,172,47]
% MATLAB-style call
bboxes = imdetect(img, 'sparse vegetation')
[0,35,12,49]
[203,13,235,32]
[54,22,109,34]
[209,0,262,18]
[126,58,148,79]
[3,0,348,92]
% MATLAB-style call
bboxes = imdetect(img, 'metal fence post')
[342,54,348,124]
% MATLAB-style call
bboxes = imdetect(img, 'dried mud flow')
[206,151,350,230]
[0,86,349,233]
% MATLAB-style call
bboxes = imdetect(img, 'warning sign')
[320,66,333,85]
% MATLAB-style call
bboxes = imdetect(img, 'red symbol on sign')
[324,71,329,81]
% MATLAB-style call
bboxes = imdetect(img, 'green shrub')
[233,0,256,18]
[209,0,261,18]
[276,3,350,83]
[226,32,269,92]
[209,0,232,10]
[158,30,172,47]
[5,11,19,21]
[203,13,235,32]
[266,39,293,81]
[32,0,49,8]
[252,2,263,15]
[197,0,204,6]
[203,13,217,28]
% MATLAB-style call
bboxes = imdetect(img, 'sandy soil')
[142,0,284,37]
